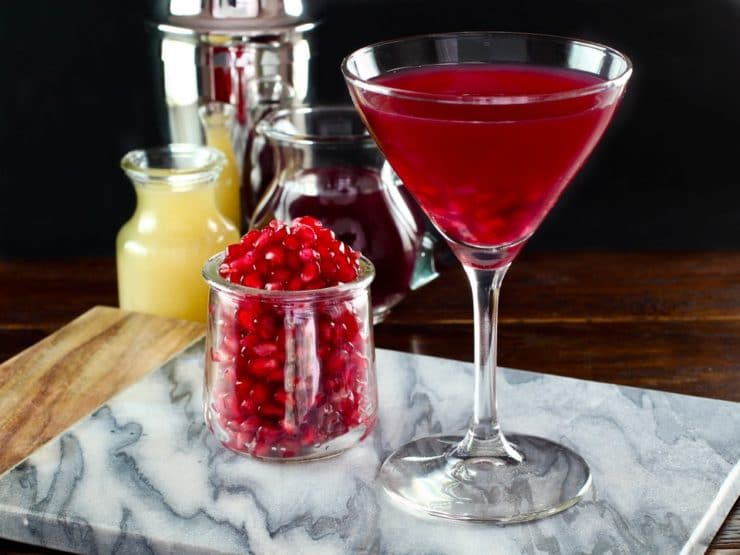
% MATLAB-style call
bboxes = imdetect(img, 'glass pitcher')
[251,106,435,322]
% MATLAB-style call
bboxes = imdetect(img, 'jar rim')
[203,251,376,301]
[121,144,225,188]
[257,105,376,146]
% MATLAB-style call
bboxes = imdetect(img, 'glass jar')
[198,102,242,229]
[202,252,378,460]
[116,145,240,322]
[251,105,429,322]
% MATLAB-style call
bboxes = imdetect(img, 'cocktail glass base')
[380,433,591,523]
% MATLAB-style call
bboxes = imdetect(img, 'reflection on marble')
[0,342,738,554]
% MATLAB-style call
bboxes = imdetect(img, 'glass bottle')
[251,106,429,322]
[198,102,242,228]
[116,144,240,322]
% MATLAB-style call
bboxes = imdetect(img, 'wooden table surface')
[1,253,738,554]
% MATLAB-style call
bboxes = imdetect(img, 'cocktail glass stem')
[454,264,522,461]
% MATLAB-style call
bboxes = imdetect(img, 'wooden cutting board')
[0,306,205,477]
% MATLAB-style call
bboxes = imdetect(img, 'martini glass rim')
[341,31,633,106]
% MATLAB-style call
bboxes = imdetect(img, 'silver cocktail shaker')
[148,0,319,228]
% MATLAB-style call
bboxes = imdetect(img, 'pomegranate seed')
[295,225,317,245]
[317,244,331,259]
[243,229,261,246]
[283,234,301,250]
[243,415,264,432]
[287,277,303,291]
[264,247,285,265]
[266,368,284,383]
[211,347,231,363]
[336,265,357,283]
[300,261,320,283]
[326,349,347,375]
[270,267,292,283]
[256,313,277,336]
[253,229,272,250]
[236,309,254,330]
[259,403,284,419]
[250,383,270,405]
[332,323,347,343]
[254,259,270,275]
[317,227,335,242]
[299,247,319,262]
[253,342,278,357]
[240,398,256,415]
[248,357,276,377]
[271,225,288,243]
[319,321,333,342]
[320,259,338,278]
[234,379,252,399]
[240,333,259,352]
[304,279,327,290]
[294,215,323,228]
[286,251,302,270]
[219,393,241,419]
[242,274,264,289]
[230,251,256,272]
[343,311,360,337]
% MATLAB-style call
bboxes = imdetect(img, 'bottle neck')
[203,126,237,164]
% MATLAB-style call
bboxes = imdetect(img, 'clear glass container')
[198,102,242,228]
[202,252,378,460]
[251,105,429,322]
[116,144,240,322]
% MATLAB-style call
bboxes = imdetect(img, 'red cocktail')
[344,32,631,522]
[365,65,616,252]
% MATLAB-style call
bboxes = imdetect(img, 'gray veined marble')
[0,342,738,554]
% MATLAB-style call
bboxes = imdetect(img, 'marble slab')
[0,343,738,554]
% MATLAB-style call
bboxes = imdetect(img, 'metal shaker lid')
[151,0,321,34]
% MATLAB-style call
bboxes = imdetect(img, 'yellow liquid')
[116,185,240,322]
[205,126,242,229]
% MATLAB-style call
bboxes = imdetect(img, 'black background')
[1,0,739,256]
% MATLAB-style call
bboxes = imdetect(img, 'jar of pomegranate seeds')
[202,251,377,461]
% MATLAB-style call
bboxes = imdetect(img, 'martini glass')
[342,32,631,522]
